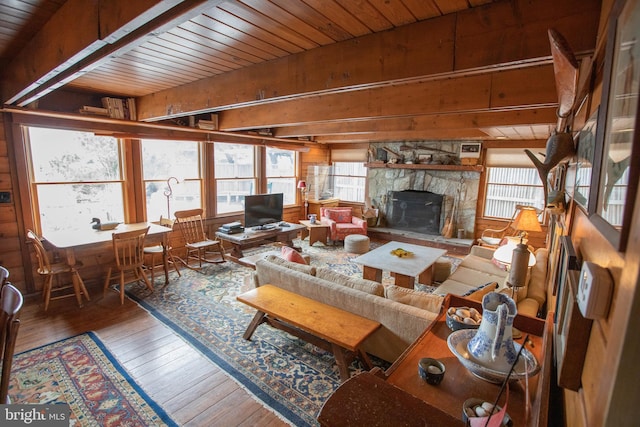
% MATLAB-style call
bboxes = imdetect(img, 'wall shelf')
[365,162,483,172]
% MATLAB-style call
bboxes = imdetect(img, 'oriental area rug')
[8,332,178,427]
[126,239,458,426]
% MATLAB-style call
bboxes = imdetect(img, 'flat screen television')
[244,193,284,229]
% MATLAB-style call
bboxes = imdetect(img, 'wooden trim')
[3,107,310,150]
[365,163,483,172]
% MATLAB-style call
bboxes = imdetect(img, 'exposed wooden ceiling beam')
[314,129,494,144]
[216,65,557,131]
[134,0,599,122]
[273,107,558,137]
[3,107,309,150]
[1,0,224,106]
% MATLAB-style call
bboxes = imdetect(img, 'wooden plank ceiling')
[0,0,600,144]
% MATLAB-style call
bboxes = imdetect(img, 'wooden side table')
[299,219,329,246]
[384,294,553,427]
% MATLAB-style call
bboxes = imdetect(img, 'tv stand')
[215,223,305,263]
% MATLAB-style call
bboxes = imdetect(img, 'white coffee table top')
[353,241,447,277]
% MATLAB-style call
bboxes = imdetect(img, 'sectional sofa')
[433,245,549,318]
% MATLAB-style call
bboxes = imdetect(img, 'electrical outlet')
[577,261,613,319]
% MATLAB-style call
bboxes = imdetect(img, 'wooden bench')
[236,284,381,381]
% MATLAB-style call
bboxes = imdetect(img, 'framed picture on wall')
[574,109,598,210]
[589,0,640,252]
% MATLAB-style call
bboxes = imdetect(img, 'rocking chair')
[479,205,542,247]
[174,209,225,269]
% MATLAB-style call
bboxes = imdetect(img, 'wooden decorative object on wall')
[554,236,592,391]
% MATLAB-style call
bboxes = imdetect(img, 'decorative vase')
[467,292,518,372]
[308,214,317,224]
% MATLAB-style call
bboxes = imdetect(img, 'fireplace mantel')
[365,163,483,172]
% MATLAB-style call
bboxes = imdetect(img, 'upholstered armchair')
[320,207,367,243]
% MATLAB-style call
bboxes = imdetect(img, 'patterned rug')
[126,239,460,426]
[9,332,178,427]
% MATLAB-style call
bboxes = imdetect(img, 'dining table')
[43,222,173,289]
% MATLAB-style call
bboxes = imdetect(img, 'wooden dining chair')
[104,227,154,305]
[144,217,181,284]
[26,230,90,311]
[1,283,24,404]
[174,209,225,269]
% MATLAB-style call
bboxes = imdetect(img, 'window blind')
[485,148,539,167]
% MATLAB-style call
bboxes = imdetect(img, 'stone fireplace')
[365,142,481,240]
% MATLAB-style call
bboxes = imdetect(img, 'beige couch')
[253,255,443,363]
[433,245,549,318]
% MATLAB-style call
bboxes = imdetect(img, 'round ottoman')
[344,234,370,254]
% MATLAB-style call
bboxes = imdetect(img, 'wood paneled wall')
[549,2,639,425]
[0,117,25,290]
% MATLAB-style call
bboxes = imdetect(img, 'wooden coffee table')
[353,241,447,288]
[299,219,329,246]
[237,284,381,381]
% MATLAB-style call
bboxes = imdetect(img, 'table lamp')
[511,206,542,240]
[492,206,541,298]
[297,180,308,216]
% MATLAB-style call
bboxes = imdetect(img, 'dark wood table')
[385,295,552,426]
[237,284,381,381]
[216,223,305,262]
[318,294,553,426]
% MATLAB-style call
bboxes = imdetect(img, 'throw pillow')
[384,285,444,313]
[315,268,384,296]
[281,246,307,265]
[462,281,499,302]
[265,254,315,275]
[325,209,352,223]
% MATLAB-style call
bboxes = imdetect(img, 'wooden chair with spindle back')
[104,227,154,304]
[26,230,90,310]
[174,209,225,270]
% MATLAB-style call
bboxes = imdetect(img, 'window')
[27,127,124,233]
[483,167,544,219]
[265,147,296,205]
[142,139,202,220]
[214,143,256,214]
[332,162,366,202]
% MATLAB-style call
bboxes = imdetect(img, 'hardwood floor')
[15,283,289,427]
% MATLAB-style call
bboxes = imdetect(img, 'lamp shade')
[512,207,542,233]
[297,180,306,189]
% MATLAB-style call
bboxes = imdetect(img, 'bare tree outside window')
[142,139,202,220]
[27,127,124,233]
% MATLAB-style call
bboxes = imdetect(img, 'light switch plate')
[577,261,613,319]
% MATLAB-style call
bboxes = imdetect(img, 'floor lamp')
[164,176,180,218]
[297,180,308,217]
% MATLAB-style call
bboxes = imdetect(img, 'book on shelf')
[101,97,137,120]
[78,106,109,116]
